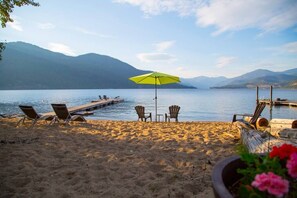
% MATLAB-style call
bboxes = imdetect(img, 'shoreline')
[0,119,239,197]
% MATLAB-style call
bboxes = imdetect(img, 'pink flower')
[287,152,297,178]
[252,172,289,197]
[252,173,271,191]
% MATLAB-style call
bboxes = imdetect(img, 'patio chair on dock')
[51,104,87,125]
[135,105,152,122]
[231,102,266,129]
[17,105,55,127]
[165,105,180,122]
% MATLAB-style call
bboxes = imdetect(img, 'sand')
[0,118,239,198]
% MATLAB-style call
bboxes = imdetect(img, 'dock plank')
[43,98,124,116]
[259,99,297,107]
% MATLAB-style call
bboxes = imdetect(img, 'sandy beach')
[0,119,239,198]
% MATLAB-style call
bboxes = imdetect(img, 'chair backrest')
[19,105,40,119]
[249,102,266,126]
[51,104,71,120]
[135,105,145,118]
[169,105,180,118]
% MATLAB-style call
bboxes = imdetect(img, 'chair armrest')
[234,113,253,117]
[232,113,253,123]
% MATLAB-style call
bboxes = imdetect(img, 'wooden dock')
[44,98,124,116]
[259,99,297,107]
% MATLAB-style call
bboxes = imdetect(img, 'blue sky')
[1,0,297,78]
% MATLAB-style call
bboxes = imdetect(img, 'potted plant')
[212,144,297,198]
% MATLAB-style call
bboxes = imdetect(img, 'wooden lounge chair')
[51,104,86,125]
[135,105,152,122]
[232,102,266,129]
[17,105,55,127]
[165,105,180,122]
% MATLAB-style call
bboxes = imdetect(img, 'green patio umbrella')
[129,72,180,121]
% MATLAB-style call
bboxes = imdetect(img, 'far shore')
[0,119,239,198]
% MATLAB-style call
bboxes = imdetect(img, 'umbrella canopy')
[129,72,180,121]
[129,72,180,85]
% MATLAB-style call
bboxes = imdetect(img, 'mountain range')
[0,42,296,90]
[0,42,190,89]
[181,69,297,89]
[210,68,297,89]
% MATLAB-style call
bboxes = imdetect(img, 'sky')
[1,0,297,78]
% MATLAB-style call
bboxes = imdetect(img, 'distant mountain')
[180,68,297,89]
[1,42,296,90]
[286,80,297,89]
[211,69,297,89]
[0,42,191,89]
[283,68,297,76]
[217,69,277,87]
[181,76,228,89]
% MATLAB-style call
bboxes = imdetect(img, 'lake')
[0,89,296,121]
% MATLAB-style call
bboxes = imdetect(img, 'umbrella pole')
[155,77,157,122]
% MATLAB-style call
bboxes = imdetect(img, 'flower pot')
[211,155,247,198]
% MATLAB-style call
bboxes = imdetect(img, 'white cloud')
[137,40,176,62]
[75,27,114,38]
[154,40,175,52]
[262,41,297,55]
[48,43,76,56]
[137,52,176,62]
[283,41,297,54]
[176,67,184,71]
[216,56,236,68]
[7,19,23,31]
[197,0,297,35]
[75,27,98,36]
[114,0,201,16]
[38,22,55,30]
[115,0,297,34]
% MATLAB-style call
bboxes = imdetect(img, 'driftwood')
[270,119,297,136]
[236,121,297,154]
[243,116,269,128]
[278,128,297,139]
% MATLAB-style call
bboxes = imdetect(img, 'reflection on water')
[0,89,296,121]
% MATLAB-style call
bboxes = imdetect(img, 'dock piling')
[256,86,259,105]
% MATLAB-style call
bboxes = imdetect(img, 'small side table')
[156,114,164,122]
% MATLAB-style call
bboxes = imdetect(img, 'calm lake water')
[0,89,296,121]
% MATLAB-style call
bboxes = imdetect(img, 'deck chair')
[135,105,152,122]
[51,104,86,125]
[165,105,180,122]
[17,105,55,127]
[231,102,266,129]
